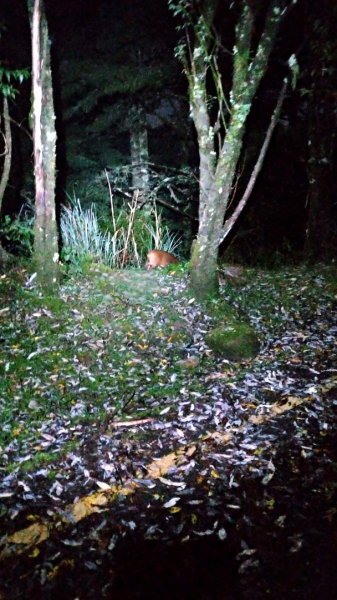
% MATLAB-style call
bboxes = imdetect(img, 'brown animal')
[145,249,179,269]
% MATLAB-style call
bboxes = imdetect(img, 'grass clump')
[60,195,182,274]
[60,199,119,270]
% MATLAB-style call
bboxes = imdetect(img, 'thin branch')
[8,115,33,141]
[110,418,155,428]
[154,196,197,221]
[221,78,288,244]
[121,190,138,268]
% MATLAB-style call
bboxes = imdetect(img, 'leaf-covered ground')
[0,263,337,599]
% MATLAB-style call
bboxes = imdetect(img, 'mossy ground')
[206,321,260,360]
[1,261,336,461]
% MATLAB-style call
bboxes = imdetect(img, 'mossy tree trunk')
[28,0,59,291]
[0,96,12,265]
[171,0,292,301]
[129,105,150,210]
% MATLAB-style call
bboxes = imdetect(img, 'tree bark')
[29,0,59,291]
[129,105,150,209]
[0,96,12,264]
[182,0,287,300]
[221,79,288,244]
[0,97,12,211]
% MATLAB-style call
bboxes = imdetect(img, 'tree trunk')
[189,207,222,298]
[29,0,59,291]
[129,105,149,209]
[0,97,12,212]
[221,80,288,244]
[190,112,247,297]
[172,0,289,301]
[0,96,12,265]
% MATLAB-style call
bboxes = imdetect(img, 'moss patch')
[205,321,260,361]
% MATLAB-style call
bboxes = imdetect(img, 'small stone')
[28,400,40,410]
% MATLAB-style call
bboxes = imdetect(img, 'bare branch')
[221,78,288,244]
[8,115,33,141]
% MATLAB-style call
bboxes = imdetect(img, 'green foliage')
[60,197,181,272]
[60,199,120,271]
[63,165,194,261]
[0,65,30,98]
[56,0,183,192]
[144,203,182,255]
[0,212,34,256]
[146,223,182,255]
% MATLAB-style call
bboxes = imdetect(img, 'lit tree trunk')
[0,96,12,264]
[170,0,292,301]
[129,105,149,208]
[28,0,59,290]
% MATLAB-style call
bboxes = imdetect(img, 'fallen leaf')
[147,445,196,479]
[163,497,180,508]
[8,522,49,546]
[71,492,109,522]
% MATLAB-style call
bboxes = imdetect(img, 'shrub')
[0,208,34,257]
[60,194,182,272]
[60,199,119,270]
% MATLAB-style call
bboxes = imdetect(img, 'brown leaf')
[71,484,136,523]
[249,396,305,425]
[8,522,49,546]
[147,445,197,479]
[71,491,110,522]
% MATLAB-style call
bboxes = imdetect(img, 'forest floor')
[0,262,337,599]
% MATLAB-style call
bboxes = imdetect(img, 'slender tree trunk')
[29,0,59,290]
[0,96,12,264]
[129,105,149,209]
[221,79,288,244]
[0,97,12,212]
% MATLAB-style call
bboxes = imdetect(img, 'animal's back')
[145,250,178,268]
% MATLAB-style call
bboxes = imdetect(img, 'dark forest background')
[1,5,337,598]
[1,0,336,265]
